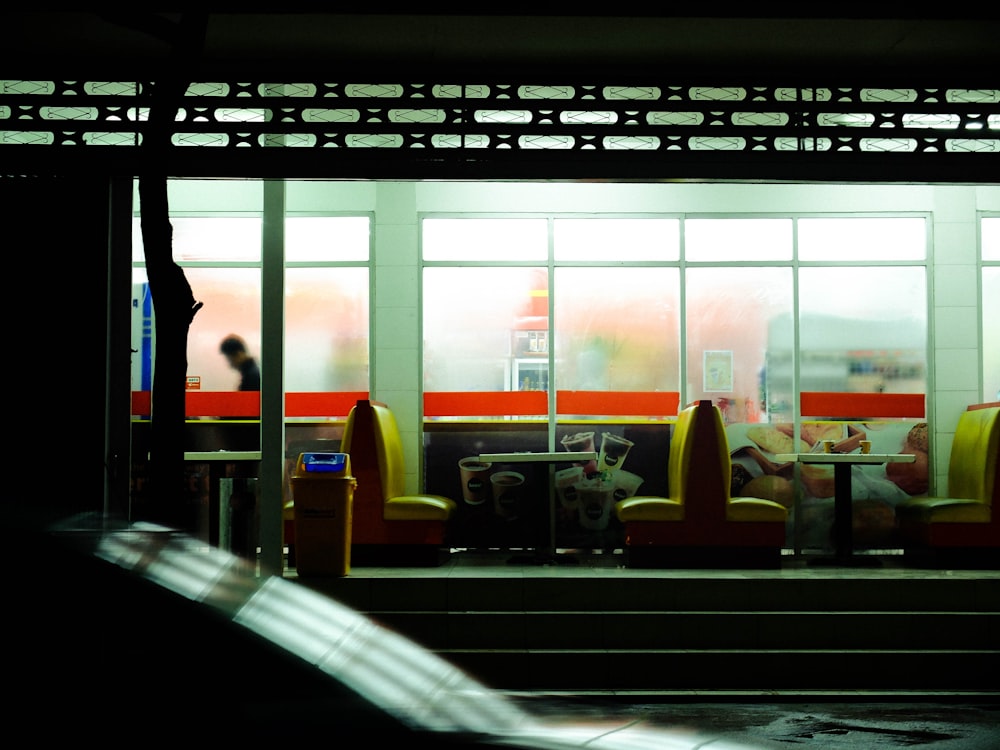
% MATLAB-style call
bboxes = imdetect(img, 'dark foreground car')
[12,514,764,748]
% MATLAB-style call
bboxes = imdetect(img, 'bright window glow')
[685,218,792,261]
[422,218,548,260]
[553,266,679,393]
[685,267,792,422]
[132,216,262,262]
[424,267,546,392]
[798,217,926,260]
[285,267,370,392]
[285,216,370,261]
[554,218,679,260]
[797,266,927,398]
[184,267,263,392]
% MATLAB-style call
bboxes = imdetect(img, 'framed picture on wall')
[704,350,733,392]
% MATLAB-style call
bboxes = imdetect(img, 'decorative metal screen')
[2,78,998,181]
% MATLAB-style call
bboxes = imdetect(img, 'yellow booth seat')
[896,403,999,562]
[340,399,457,565]
[615,399,787,568]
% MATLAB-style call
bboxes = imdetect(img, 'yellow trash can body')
[290,452,356,577]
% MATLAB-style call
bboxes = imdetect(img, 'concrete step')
[370,610,1000,650]
[292,554,1000,698]
[320,572,1000,614]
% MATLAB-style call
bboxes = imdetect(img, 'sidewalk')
[518,696,1000,749]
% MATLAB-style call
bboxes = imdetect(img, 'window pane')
[422,218,548,260]
[285,216,370,262]
[984,267,1000,401]
[686,267,793,423]
[554,218,680,261]
[285,267,370,392]
[132,216,262,263]
[184,267,263,391]
[424,267,547,391]
[132,267,263,397]
[983,216,1000,260]
[798,217,926,261]
[553,267,679,394]
[685,218,792,261]
[797,266,927,397]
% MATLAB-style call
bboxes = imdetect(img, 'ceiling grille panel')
[2,78,997,180]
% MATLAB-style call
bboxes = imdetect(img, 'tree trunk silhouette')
[140,177,203,528]
[126,12,207,528]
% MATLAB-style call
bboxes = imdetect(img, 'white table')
[478,451,598,564]
[775,452,916,564]
[184,451,262,462]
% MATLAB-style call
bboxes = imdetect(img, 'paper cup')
[555,465,584,509]
[490,470,524,520]
[611,470,644,502]
[458,456,492,505]
[577,476,616,530]
[598,432,634,472]
[561,431,598,474]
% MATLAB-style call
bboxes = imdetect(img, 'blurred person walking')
[219,334,261,391]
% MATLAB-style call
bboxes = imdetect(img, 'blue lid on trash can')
[301,452,348,473]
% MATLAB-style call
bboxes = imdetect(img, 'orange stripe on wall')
[132,391,261,417]
[131,391,368,418]
[186,391,261,417]
[800,392,925,418]
[133,390,686,419]
[422,390,682,417]
[131,391,151,416]
[557,390,680,417]
[424,391,548,416]
[285,392,369,418]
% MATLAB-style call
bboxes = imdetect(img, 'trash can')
[290,452,357,577]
